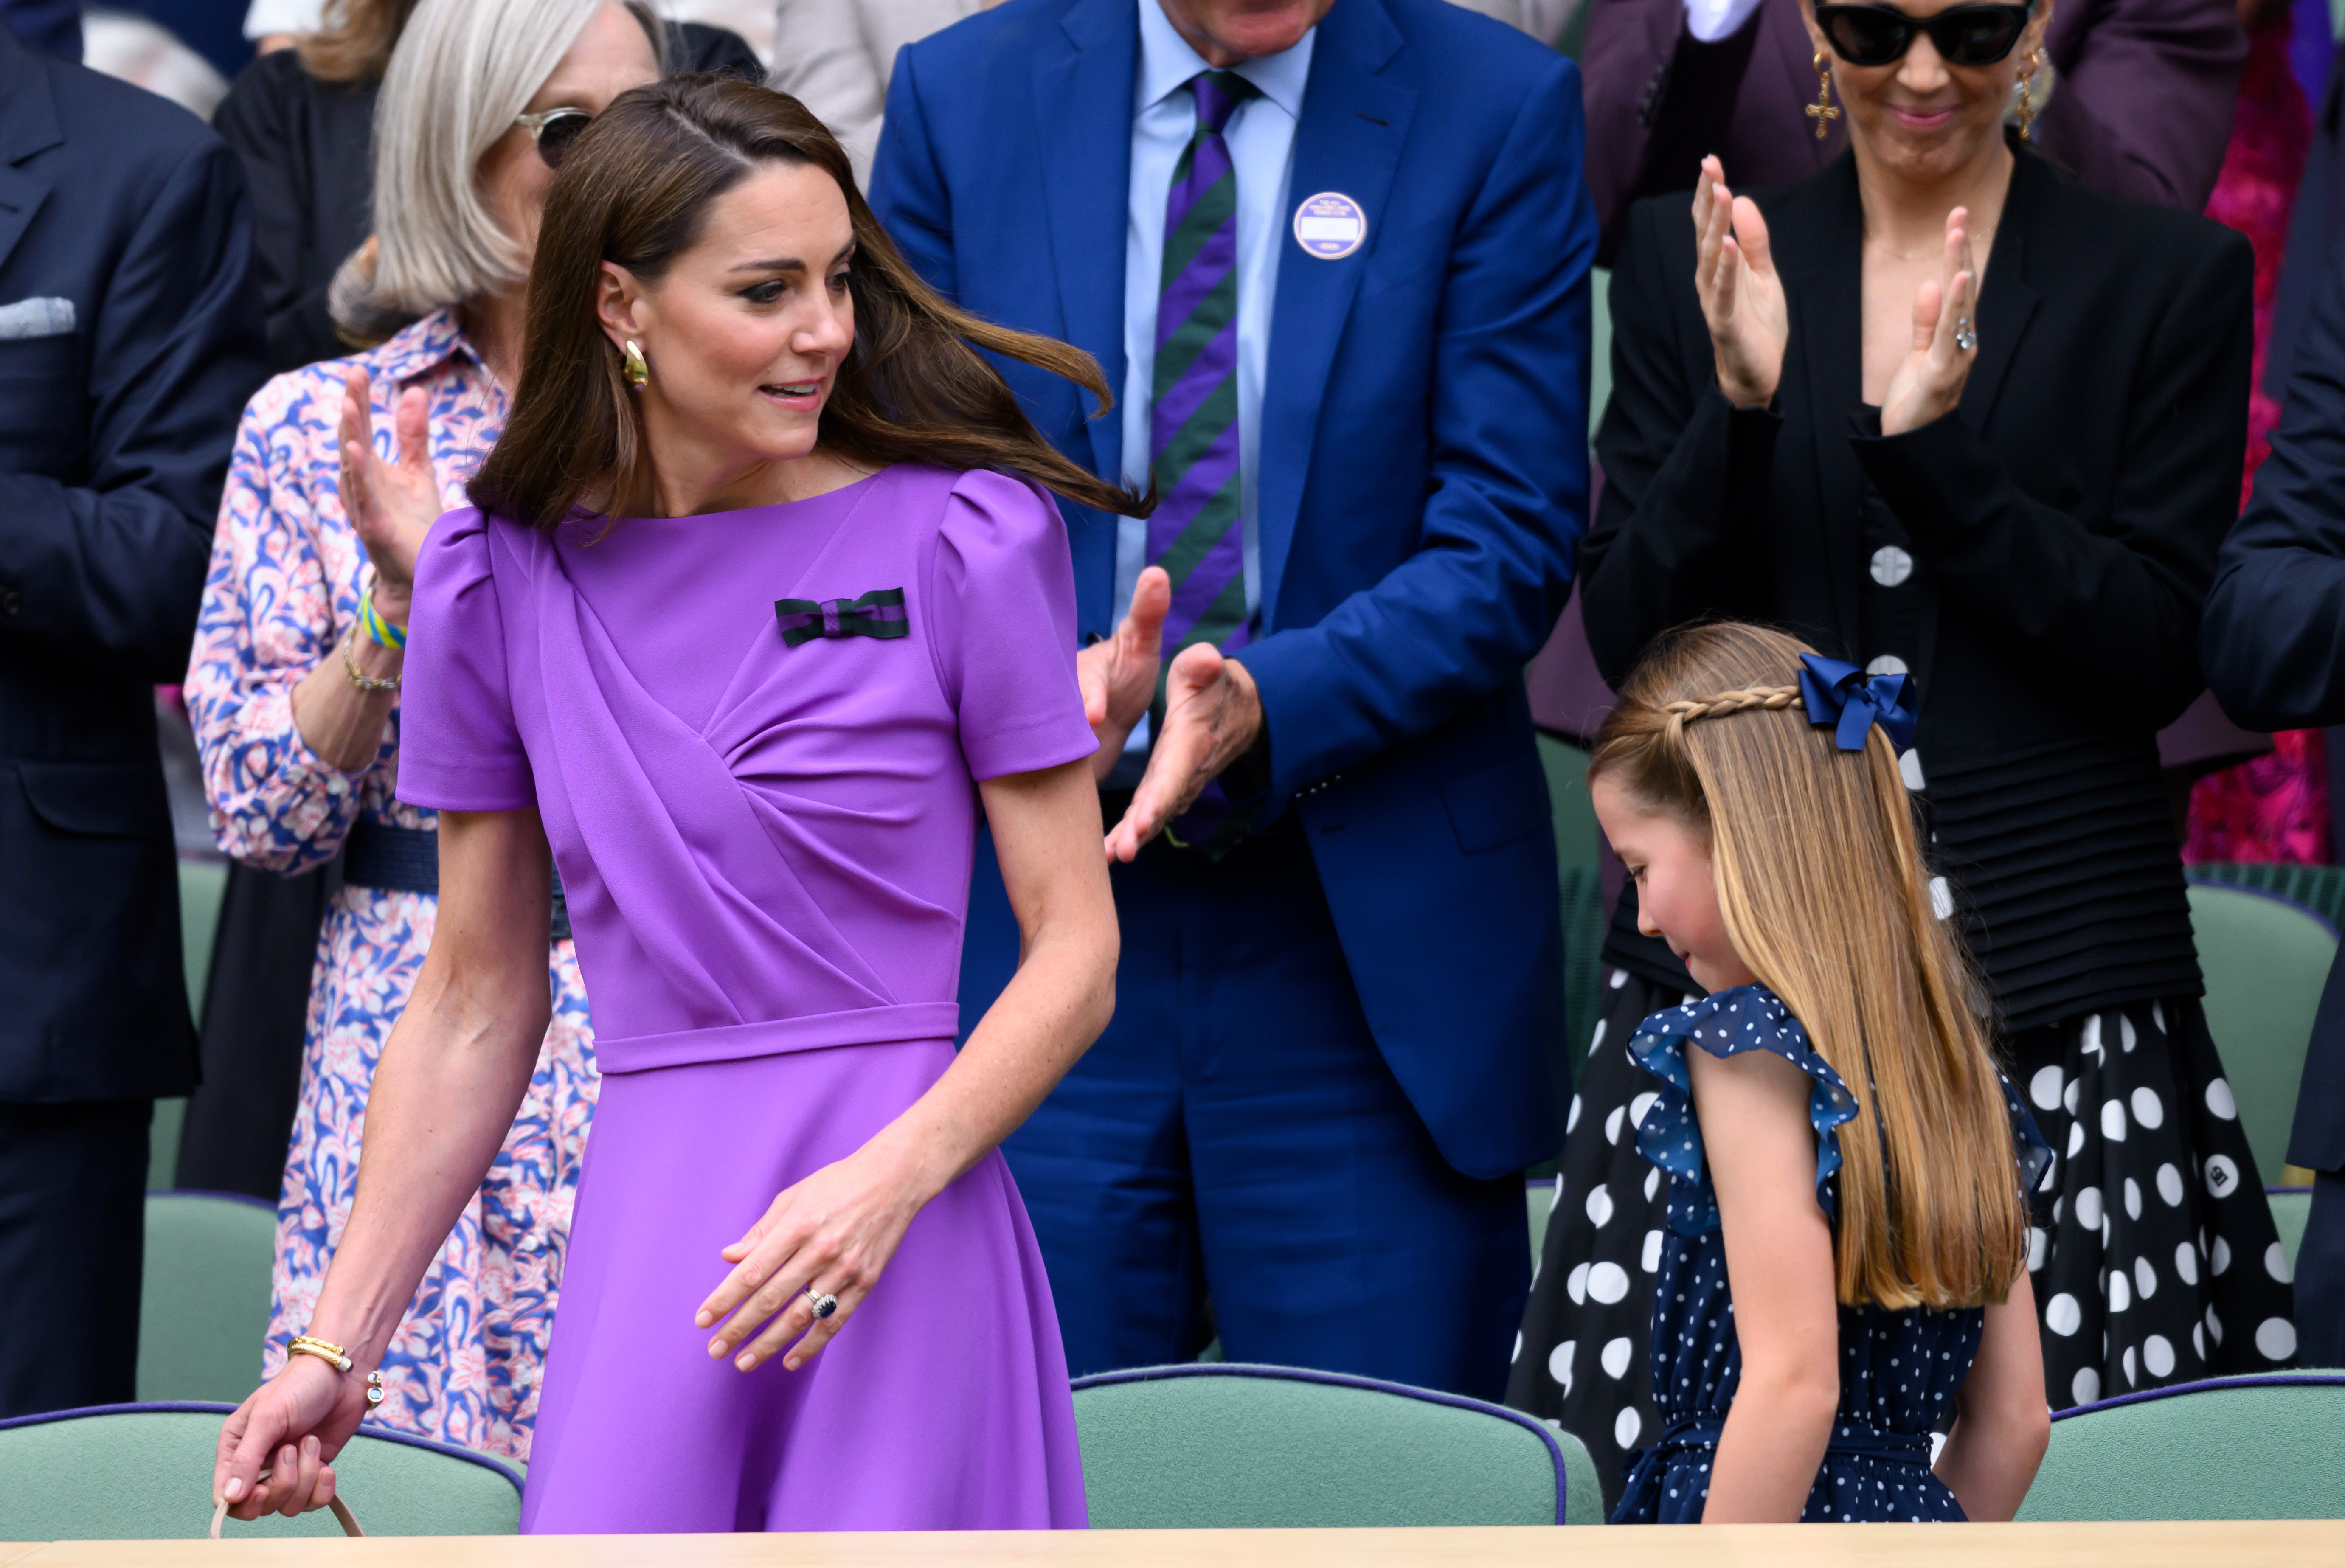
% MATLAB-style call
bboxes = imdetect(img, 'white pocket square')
[0,297,75,340]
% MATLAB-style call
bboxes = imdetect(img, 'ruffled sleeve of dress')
[922,469,1097,782]
[184,371,377,872]
[1630,984,1861,1236]
[397,506,535,812]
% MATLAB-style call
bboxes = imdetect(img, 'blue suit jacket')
[872,0,1594,1177]
[0,21,263,1101]
[2203,246,2345,1176]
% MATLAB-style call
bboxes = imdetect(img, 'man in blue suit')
[2202,245,2345,1374]
[873,0,1594,1397]
[0,18,262,1414]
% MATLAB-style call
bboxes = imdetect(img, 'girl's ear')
[596,261,646,351]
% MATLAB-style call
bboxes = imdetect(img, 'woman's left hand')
[1880,207,1979,437]
[693,1143,932,1372]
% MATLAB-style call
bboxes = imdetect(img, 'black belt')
[343,819,571,942]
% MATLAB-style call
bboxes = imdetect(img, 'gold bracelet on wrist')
[340,620,400,693]
[288,1335,386,1405]
[288,1334,351,1371]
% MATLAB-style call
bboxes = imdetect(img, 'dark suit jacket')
[0,22,264,1102]
[2202,246,2345,1173]
[873,0,1596,1177]
[214,23,766,376]
[1586,146,2249,1030]
[1582,0,2245,260]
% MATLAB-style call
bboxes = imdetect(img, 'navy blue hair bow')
[1797,654,1917,753]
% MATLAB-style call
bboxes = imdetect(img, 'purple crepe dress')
[396,464,1095,1532]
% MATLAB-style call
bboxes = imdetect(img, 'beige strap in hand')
[210,1469,363,1539]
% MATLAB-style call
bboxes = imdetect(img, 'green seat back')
[0,1403,522,1538]
[2185,884,2336,1180]
[152,858,230,1189]
[2018,1374,2345,1520]
[138,1193,278,1403]
[1071,1363,1598,1527]
[1539,735,1609,1093]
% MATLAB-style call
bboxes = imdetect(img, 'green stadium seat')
[1070,1363,1600,1526]
[0,1402,523,1538]
[2017,1373,2345,1520]
[137,1192,277,1405]
[2185,884,2336,1183]
[152,857,231,1189]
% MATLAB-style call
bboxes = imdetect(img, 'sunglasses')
[515,106,594,169]
[1813,3,2035,67]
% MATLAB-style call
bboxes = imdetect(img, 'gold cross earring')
[1807,51,1840,141]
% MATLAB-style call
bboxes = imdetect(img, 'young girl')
[1591,623,2052,1523]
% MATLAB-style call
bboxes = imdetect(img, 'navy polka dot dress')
[1610,985,2053,1525]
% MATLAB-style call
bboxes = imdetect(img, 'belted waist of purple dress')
[596,1001,962,1075]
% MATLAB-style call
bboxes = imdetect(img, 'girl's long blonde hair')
[1592,622,2028,1310]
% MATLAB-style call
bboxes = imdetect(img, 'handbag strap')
[210,1468,363,1539]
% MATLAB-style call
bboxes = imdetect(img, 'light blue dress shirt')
[1112,0,1314,756]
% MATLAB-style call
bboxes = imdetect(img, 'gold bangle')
[340,621,400,693]
[288,1335,352,1373]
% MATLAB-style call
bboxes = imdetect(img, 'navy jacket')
[2203,247,2345,1175]
[872,0,1595,1177]
[0,22,264,1102]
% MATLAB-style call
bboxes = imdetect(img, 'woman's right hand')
[337,367,441,626]
[1693,156,1788,410]
[212,1351,369,1522]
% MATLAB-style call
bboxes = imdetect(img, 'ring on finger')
[805,1284,839,1320]
[1954,316,1977,352]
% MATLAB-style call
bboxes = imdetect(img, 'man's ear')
[596,261,645,351]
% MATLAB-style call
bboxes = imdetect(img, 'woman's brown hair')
[295,0,419,84]
[1592,621,2030,1311]
[469,76,1147,531]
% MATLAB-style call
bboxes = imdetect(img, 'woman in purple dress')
[213,76,1133,1533]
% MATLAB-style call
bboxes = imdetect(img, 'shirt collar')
[1134,0,1315,124]
[364,307,487,385]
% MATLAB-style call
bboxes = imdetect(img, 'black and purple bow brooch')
[774,589,909,648]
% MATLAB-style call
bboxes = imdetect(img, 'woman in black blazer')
[1510,0,2296,1508]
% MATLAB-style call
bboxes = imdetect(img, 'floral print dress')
[184,311,596,1462]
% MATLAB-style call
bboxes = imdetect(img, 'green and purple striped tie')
[1149,68,1259,660]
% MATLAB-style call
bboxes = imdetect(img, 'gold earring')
[621,339,649,390]
[1806,51,1840,141]
[2014,51,2040,141]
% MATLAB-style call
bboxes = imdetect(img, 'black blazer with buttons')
[0,22,263,1101]
[1581,143,2252,1032]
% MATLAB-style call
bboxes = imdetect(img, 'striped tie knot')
[1188,69,1257,138]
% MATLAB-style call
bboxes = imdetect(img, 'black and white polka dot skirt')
[1507,971,2300,1515]
[2008,996,2297,1405]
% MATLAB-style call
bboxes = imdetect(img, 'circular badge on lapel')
[1292,192,1367,260]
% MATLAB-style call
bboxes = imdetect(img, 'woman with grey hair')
[183,0,660,1462]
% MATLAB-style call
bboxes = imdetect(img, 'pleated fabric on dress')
[2009,998,2300,1402]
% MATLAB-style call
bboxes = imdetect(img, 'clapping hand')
[337,367,440,623]
[1104,642,1262,863]
[1077,566,1170,782]
[1693,156,1788,409]
[1880,207,1979,436]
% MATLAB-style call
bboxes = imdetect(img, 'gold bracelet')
[340,620,400,693]
[288,1335,351,1372]
[289,1335,387,1406]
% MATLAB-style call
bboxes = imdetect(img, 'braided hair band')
[1664,657,1917,753]
[1662,685,1802,740]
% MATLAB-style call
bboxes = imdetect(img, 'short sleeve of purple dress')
[399,466,1096,1532]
